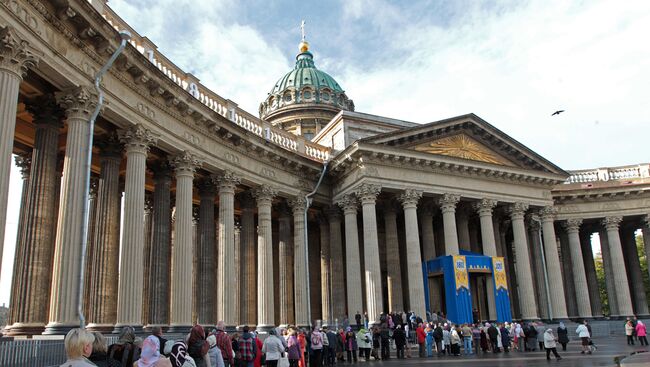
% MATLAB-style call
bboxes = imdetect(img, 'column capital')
[97,132,123,159]
[539,206,557,221]
[564,218,583,232]
[418,200,437,217]
[238,190,256,210]
[602,216,622,230]
[288,195,307,215]
[473,198,497,216]
[508,202,529,219]
[56,86,98,121]
[215,170,241,194]
[197,177,216,197]
[527,214,541,231]
[170,150,202,176]
[150,160,173,180]
[252,185,277,207]
[336,194,358,214]
[355,183,381,204]
[325,205,342,221]
[438,193,460,213]
[399,189,422,209]
[119,124,158,155]
[0,26,40,78]
[25,94,64,128]
[14,152,32,180]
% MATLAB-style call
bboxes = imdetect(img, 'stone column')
[602,216,634,317]
[528,217,549,320]
[539,207,568,320]
[474,199,497,321]
[45,87,98,334]
[141,195,153,326]
[289,195,309,327]
[7,153,31,332]
[148,162,172,327]
[319,216,332,324]
[355,184,383,326]
[113,125,157,332]
[278,205,294,326]
[399,189,426,319]
[643,216,650,295]
[337,195,363,320]
[196,178,217,325]
[456,208,471,251]
[439,194,460,255]
[239,192,257,326]
[169,151,201,332]
[564,219,592,318]
[383,203,404,313]
[234,225,241,325]
[253,186,277,330]
[327,207,346,321]
[216,171,240,328]
[419,203,436,262]
[598,228,617,317]
[580,230,603,317]
[0,27,39,276]
[621,226,649,316]
[508,202,538,320]
[86,135,122,332]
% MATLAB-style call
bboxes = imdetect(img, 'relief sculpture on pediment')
[412,134,515,167]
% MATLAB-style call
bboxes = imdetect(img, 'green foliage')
[594,252,609,316]
[636,233,650,306]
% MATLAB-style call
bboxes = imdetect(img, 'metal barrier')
[0,336,119,367]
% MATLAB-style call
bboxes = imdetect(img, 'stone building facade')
[0,0,648,335]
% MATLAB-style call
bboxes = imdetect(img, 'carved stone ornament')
[170,150,202,175]
[0,26,40,78]
[215,170,241,193]
[252,185,277,206]
[55,86,98,121]
[473,198,497,216]
[288,195,307,214]
[25,94,64,127]
[539,206,557,221]
[14,151,32,180]
[399,189,423,208]
[354,183,381,204]
[336,194,358,213]
[508,202,529,219]
[119,124,158,154]
[438,193,460,213]
[602,216,622,230]
[563,218,583,232]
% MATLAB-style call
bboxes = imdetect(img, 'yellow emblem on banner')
[453,255,469,290]
[492,257,508,290]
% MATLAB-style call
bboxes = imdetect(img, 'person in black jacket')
[108,326,141,367]
[433,324,444,356]
[89,332,120,367]
[557,322,569,351]
[371,327,381,360]
[355,312,362,330]
[392,325,407,359]
[487,324,500,353]
[380,325,390,360]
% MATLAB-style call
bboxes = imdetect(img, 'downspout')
[304,160,329,329]
[78,30,131,329]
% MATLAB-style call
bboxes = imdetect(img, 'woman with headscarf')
[500,324,510,353]
[109,326,141,366]
[287,329,301,367]
[187,325,211,367]
[344,327,358,363]
[356,328,370,361]
[137,336,173,367]
[170,341,196,367]
[543,329,562,360]
[636,320,648,346]
[557,322,569,351]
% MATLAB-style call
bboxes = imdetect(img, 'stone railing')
[565,164,650,184]
[98,4,330,162]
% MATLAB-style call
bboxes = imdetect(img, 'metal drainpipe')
[532,216,553,321]
[78,30,131,329]
[304,160,329,329]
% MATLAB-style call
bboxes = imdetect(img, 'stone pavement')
[352,337,649,367]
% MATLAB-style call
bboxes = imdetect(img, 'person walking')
[262,329,286,367]
[450,326,461,356]
[557,322,569,351]
[536,323,546,351]
[239,326,258,367]
[416,323,426,357]
[576,321,591,354]
[626,320,635,345]
[543,329,562,360]
[311,328,324,367]
[393,324,407,359]
[487,323,499,353]
[461,324,473,355]
[636,321,648,346]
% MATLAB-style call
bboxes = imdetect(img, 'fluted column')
[142,195,153,326]
[45,87,98,334]
[337,195,363,320]
[169,151,201,332]
[234,225,241,325]
[196,178,217,325]
[356,184,383,325]
[598,228,618,316]
[419,203,436,262]
[602,217,633,317]
[216,171,240,328]
[643,216,650,294]
[539,207,568,320]
[621,226,649,316]
[278,205,294,326]
[319,216,331,324]
[564,219,592,318]
[399,189,426,319]
[383,203,403,313]
[528,217,549,320]
[580,230,603,317]
[474,199,497,321]
[7,153,31,332]
[239,192,257,326]
[327,207,346,321]
[86,135,122,332]
[253,186,277,330]
[148,162,172,327]
[113,125,157,332]
[289,195,308,327]
[0,27,39,276]
[457,208,471,251]
[439,194,460,255]
[508,202,538,320]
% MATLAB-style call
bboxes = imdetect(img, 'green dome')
[259,48,354,120]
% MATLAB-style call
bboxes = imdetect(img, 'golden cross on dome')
[300,20,306,41]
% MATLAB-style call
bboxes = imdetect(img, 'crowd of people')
[624,318,648,346]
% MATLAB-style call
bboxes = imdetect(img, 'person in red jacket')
[254,332,264,367]
[416,323,426,358]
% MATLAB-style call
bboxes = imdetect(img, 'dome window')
[303,90,312,99]
[322,92,330,101]
[284,94,292,102]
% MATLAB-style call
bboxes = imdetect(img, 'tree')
[636,233,650,306]
[594,252,609,316]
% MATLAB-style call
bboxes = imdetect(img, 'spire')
[299,19,309,53]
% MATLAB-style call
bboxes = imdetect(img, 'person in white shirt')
[262,329,287,367]
[576,320,591,354]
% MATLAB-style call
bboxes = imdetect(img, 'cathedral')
[1,0,648,337]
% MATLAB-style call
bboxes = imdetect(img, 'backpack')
[312,333,322,348]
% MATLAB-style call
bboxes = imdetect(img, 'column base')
[112,323,144,334]
[224,325,238,333]
[43,322,78,335]
[5,322,45,336]
[145,324,171,333]
[167,324,192,334]
[256,324,276,333]
[86,323,115,333]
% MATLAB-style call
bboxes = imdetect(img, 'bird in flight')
[551,110,565,116]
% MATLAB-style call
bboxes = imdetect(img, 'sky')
[1,0,649,305]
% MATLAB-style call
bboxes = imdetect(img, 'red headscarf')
[188,324,209,356]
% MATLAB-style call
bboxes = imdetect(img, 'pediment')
[411,133,517,167]
[359,113,568,176]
